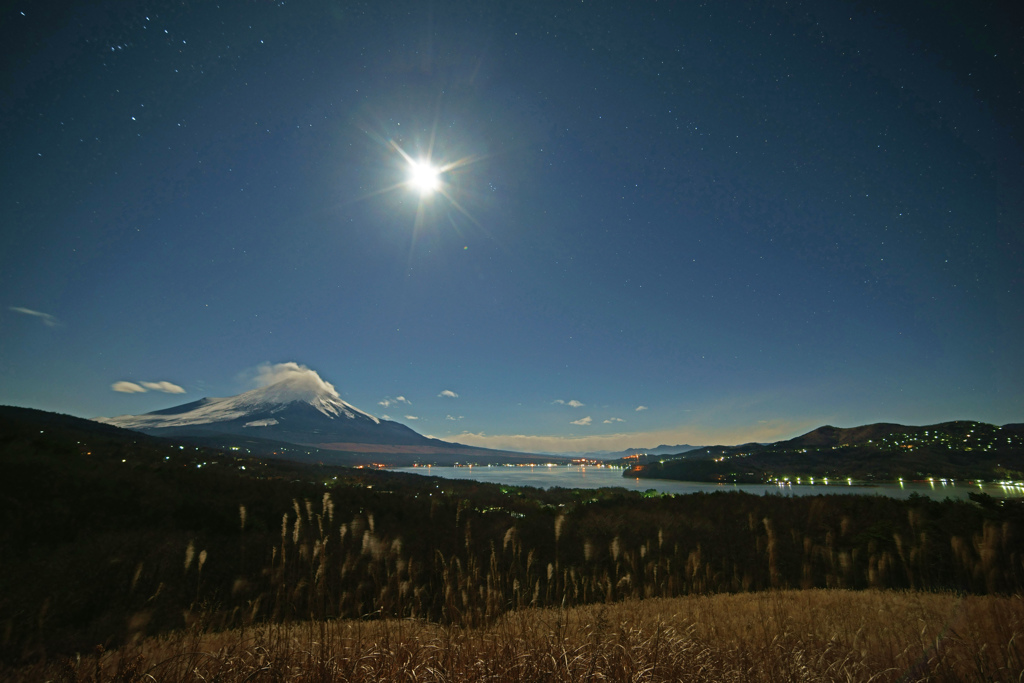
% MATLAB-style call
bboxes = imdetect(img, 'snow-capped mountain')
[96,365,433,447]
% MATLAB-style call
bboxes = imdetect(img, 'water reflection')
[391,465,1024,501]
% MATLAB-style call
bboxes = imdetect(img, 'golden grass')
[22,590,1024,682]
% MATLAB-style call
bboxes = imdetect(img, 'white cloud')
[635,405,648,412]
[10,306,59,327]
[381,414,391,420]
[567,399,585,408]
[252,361,337,397]
[446,414,464,421]
[438,389,459,398]
[570,416,593,426]
[141,381,186,394]
[603,417,625,424]
[552,399,565,405]
[380,395,411,408]
[404,415,419,420]
[113,380,185,394]
[112,381,147,393]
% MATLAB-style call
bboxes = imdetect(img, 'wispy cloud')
[10,306,59,327]
[635,405,648,411]
[603,417,625,424]
[438,389,459,398]
[570,416,593,426]
[553,398,585,407]
[404,415,419,420]
[112,380,185,394]
[446,414,464,421]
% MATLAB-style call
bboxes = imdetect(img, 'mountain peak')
[98,363,380,430]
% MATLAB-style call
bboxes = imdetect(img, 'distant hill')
[583,444,702,460]
[627,421,1024,483]
[1,405,149,439]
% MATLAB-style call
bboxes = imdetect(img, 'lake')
[391,464,1024,501]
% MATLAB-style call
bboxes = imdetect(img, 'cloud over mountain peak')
[252,362,339,403]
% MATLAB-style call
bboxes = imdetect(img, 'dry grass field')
[19,589,1024,682]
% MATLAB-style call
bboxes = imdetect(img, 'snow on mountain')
[97,363,379,431]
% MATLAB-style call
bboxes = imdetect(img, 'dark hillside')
[3,408,1024,665]
[629,421,1024,483]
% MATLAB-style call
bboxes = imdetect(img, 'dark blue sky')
[2,0,1021,452]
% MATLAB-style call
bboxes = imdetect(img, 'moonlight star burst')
[407,159,441,196]
[387,138,483,232]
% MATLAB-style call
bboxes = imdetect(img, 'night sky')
[2,0,1022,453]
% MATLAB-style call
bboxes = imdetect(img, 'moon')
[384,138,480,230]
[407,159,441,196]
